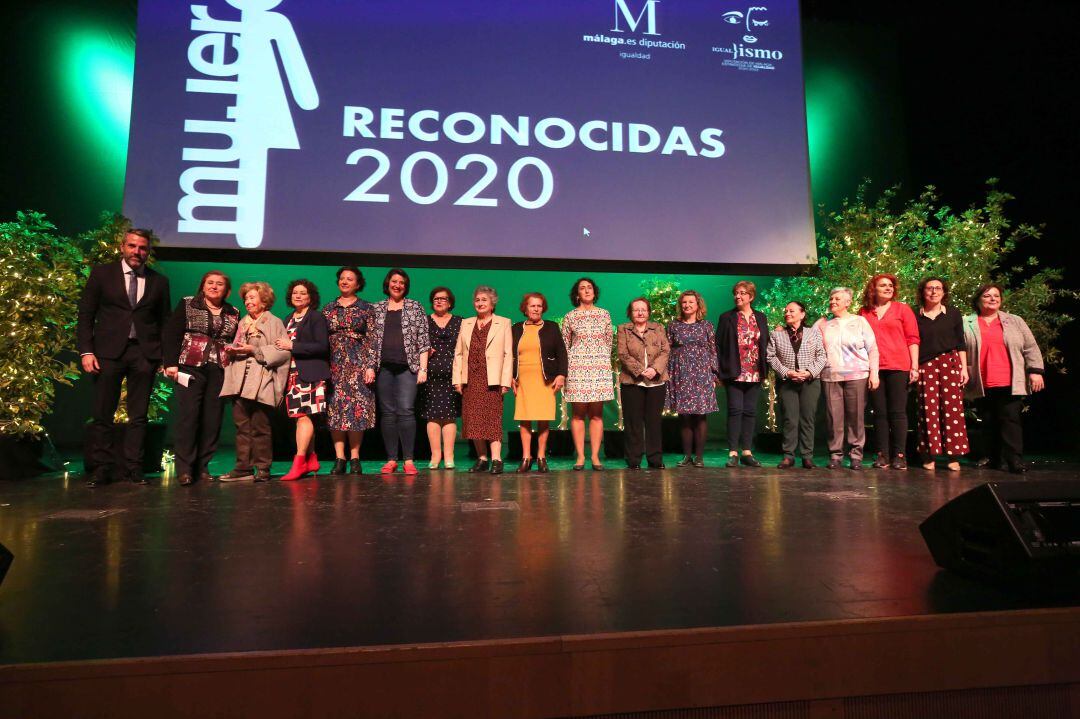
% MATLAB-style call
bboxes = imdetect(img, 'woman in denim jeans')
[364,268,430,475]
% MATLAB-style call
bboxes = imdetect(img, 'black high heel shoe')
[573,461,585,471]
[468,458,490,473]
[517,457,534,473]
[537,458,549,473]
[490,459,504,475]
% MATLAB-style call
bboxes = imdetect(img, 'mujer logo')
[178,0,319,248]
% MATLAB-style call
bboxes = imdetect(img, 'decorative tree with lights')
[758,180,1075,430]
[0,212,84,437]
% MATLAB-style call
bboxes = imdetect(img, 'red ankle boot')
[306,452,320,474]
[281,455,309,481]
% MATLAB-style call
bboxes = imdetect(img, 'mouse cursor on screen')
[583,227,591,237]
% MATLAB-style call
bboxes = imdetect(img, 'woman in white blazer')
[453,286,513,474]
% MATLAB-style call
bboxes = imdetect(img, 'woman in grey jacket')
[766,301,827,469]
[962,283,1045,473]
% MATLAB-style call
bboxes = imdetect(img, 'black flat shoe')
[537,458,549,473]
[872,452,889,469]
[490,460,504,475]
[801,458,816,469]
[86,467,110,488]
[693,457,705,468]
[517,458,534,473]
[647,463,666,470]
[725,455,739,468]
[740,454,761,468]
[179,473,194,486]
[676,456,693,467]
[349,459,363,475]
[626,464,641,470]
[826,458,843,470]
[468,458,490,473]
[850,460,863,471]
[1008,461,1028,475]
[891,454,908,471]
[777,457,795,469]
[330,458,348,475]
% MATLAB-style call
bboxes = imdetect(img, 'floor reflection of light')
[17,521,40,563]
[661,475,679,534]
[759,477,783,561]
[105,515,122,609]
[556,476,571,544]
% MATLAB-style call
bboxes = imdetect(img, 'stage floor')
[1,453,1078,666]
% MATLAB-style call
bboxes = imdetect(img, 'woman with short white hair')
[453,286,513,474]
[813,287,880,470]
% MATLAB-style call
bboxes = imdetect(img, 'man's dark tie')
[128,270,139,339]
[128,270,139,307]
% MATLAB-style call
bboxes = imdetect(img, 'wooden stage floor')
[1,456,1077,665]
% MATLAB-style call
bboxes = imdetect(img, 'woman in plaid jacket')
[766,301,827,468]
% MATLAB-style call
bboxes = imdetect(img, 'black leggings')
[869,369,909,459]
[679,414,708,460]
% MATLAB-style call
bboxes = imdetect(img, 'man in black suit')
[77,229,171,487]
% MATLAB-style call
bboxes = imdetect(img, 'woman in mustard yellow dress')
[511,293,568,473]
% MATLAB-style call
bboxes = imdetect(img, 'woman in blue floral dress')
[666,290,719,467]
[323,266,376,476]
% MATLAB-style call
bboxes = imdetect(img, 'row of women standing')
[767,274,1044,473]
[160,269,1045,484]
[160,270,617,482]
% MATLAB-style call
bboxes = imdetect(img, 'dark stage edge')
[1,455,1079,666]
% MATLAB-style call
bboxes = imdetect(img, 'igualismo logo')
[721,5,768,44]
[178,0,319,248]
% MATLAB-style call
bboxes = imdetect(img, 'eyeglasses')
[432,296,450,303]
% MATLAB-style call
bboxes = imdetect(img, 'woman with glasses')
[418,287,463,469]
[913,277,969,471]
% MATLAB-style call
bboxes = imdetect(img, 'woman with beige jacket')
[217,282,291,482]
[453,286,513,474]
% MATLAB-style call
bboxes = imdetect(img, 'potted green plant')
[0,212,84,478]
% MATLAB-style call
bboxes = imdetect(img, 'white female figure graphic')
[227,0,319,248]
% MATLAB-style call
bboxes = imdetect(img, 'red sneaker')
[380,460,398,474]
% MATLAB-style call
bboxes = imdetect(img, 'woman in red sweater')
[859,274,920,469]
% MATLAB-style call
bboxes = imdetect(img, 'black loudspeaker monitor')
[920,481,1080,582]
[0,541,11,589]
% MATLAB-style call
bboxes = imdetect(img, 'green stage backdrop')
[2,2,910,447]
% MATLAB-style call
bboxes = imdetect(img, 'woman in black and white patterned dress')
[275,279,330,481]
